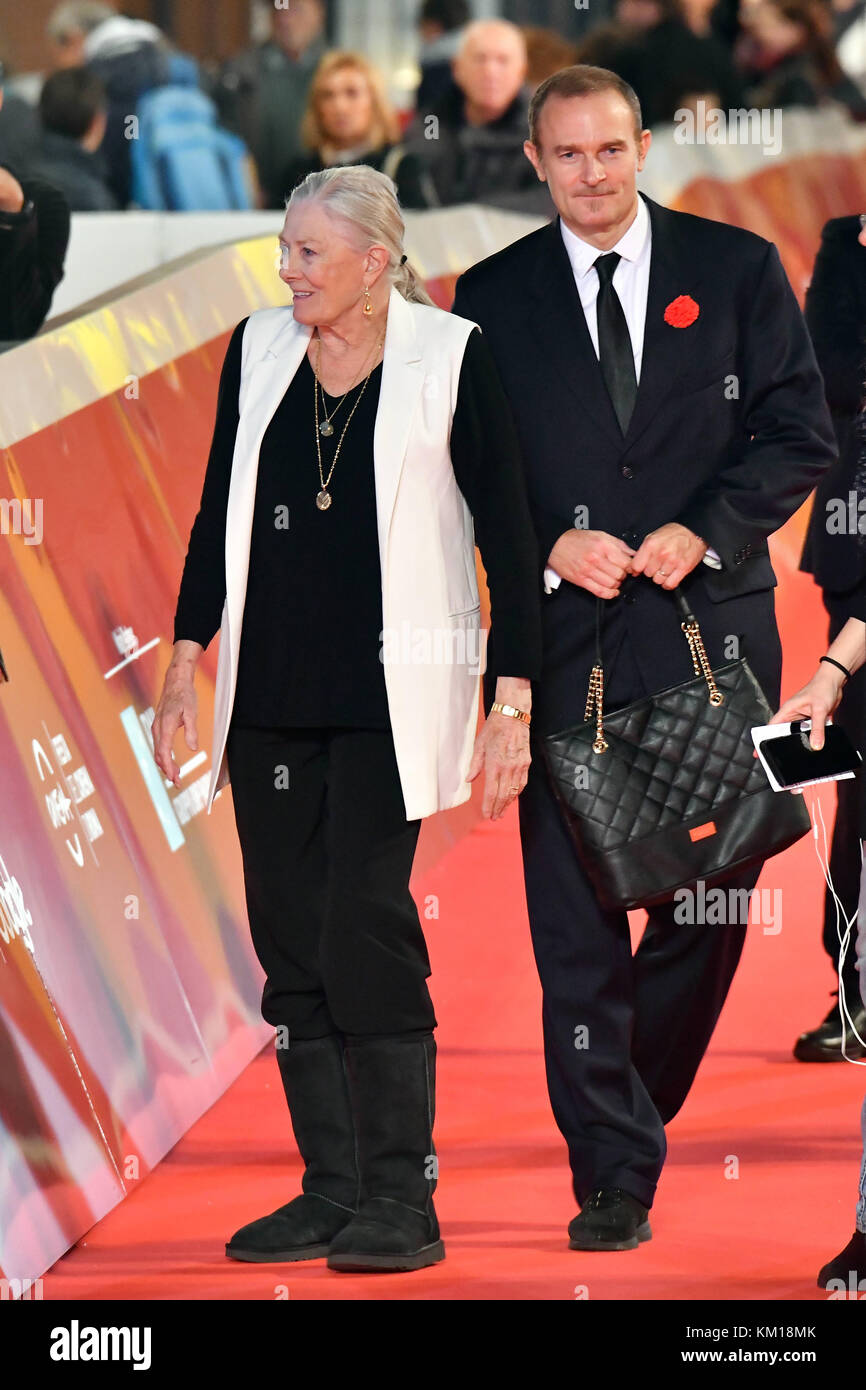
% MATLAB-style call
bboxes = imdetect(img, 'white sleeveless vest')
[205,286,483,821]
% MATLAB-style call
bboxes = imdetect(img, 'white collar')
[559,194,650,280]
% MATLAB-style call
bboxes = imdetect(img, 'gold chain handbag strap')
[584,661,608,754]
[585,584,725,754]
[680,616,724,706]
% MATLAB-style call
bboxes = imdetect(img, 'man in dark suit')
[797,214,866,1062]
[452,63,835,1250]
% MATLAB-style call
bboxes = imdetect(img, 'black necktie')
[594,252,638,435]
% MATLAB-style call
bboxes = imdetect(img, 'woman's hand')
[467,676,532,820]
[770,666,846,749]
[152,642,202,786]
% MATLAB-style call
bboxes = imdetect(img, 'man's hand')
[547,529,636,599]
[0,167,25,214]
[628,523,707,589]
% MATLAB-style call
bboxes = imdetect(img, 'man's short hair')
[40,66,106,139]
[419,0,470,30]
[528,64,643,148]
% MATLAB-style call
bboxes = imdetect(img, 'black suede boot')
[226,1034,358,1263]
[326,1032,445,1273]
[817,1231,866,1290]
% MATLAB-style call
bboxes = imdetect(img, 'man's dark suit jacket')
[452,193,836,735]
[799,215,866,597]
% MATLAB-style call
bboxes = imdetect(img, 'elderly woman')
[152,165,542,1274]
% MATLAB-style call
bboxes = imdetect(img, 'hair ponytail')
[393,255,435,306]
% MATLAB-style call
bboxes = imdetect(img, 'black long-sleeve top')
[828,571,866,838]
[281,145,434,212]
[799,216,866,594]
[838,570,866,626]
[173,317,543,726]
[0,171,70,341]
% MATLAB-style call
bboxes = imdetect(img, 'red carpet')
[41,518,866,1301]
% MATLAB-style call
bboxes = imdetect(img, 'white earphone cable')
[808,788,866,1066]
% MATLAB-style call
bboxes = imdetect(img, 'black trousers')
[518,617,755,1211]
[821,594,865,997]
[225,721,436,1039]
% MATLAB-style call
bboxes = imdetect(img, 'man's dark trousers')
[517,597,760,1210]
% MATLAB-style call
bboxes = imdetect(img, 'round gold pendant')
[319,419,334,437]
[316,489,332,511]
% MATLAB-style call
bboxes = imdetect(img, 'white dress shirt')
[561,187,652,376]
[544,196,721,593]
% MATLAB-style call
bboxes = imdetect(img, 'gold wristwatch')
[491,702,531,725]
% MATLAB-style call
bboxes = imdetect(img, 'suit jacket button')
[621,465,634,479]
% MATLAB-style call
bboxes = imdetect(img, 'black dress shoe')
[568,1188,652,1251]
[817,1231,866,1290]
[793,996,866,1062]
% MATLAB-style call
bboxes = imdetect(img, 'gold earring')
[363,286,373,315]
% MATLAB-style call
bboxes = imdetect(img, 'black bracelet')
[820,655,851,683]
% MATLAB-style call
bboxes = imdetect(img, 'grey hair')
[47,2,115,43]
[284,165,436,307]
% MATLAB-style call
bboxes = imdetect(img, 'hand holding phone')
[752,719,861,792]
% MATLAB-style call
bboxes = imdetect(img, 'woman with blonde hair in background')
[281,51,435,209]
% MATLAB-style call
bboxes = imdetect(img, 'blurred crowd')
[2,0,866,216]
[2,0,866,337]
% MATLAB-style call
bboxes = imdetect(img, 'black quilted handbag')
[543,586,811,911]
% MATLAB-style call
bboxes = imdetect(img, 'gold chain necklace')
[316,373,353,438]
[312,331,384,511]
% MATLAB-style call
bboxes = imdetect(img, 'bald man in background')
[406,19,551,214]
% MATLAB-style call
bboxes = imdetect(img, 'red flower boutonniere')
[664,295,700,328]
